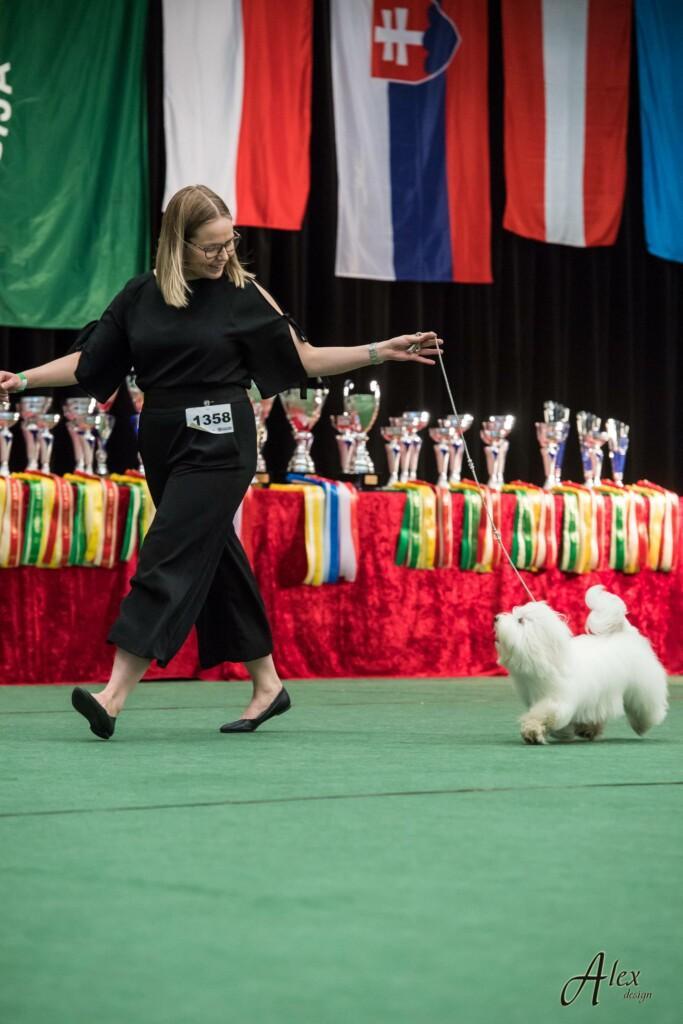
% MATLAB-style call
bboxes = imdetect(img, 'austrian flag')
[502,0,632,248]
[162,0,312,229]
[332,0,491,283]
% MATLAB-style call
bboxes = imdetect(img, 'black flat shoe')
[219,687,291,733]
[71,687,116,740]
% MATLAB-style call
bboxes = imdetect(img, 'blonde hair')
[155,185,253,307]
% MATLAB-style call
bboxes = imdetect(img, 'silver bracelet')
[368,342,383,366]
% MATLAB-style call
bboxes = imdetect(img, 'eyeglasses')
[185,233,241,260]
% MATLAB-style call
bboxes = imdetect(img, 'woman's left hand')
[379,331,444,365]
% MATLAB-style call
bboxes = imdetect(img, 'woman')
[0,185,443,739]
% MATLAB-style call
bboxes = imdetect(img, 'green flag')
[0,0,149,329]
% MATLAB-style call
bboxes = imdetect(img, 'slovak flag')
[502,0,632,248]
[162,0,312,229]
[332,0,491,283]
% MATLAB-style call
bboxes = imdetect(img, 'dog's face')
[494,601,572,675]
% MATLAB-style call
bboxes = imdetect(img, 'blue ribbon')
[286,473,341,584]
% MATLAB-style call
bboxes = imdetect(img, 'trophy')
[35,411,61,473]
[480,415,515,489]
[400,410,430,482]
[535,401,571,489]
[279,385,329,474]
[429,424,454,487]
[576,411,608,487]
[76,411,102,475]
[440,413,473,484]
[63,397,96,472]
[0,399,20,476]
[247,383,274,484]
[18,396,53,471]
[94,413,116,476]
[330,412,357,474]
[380,424,403,486]
[339,379,380,486]
[126,374,145,474]
[606,418,630,487]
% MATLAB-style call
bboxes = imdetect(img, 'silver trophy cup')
[606,419,630,487]
[330,412,357,474]
[535,402,570,489]
[75,412,102,475]
[248,384,275,483]
[380,424,403,486]
[125,375,145,474]
[63,397,96,472]
[94,413,116,476]
[280,386,329,474]
[0,399,20,476]
[429,425,455,487]
[576,411,608,487]
[35,412,61,474]
[341,379,380,483]
[19,396,53,471]
[440,413,473,484]
[400,410,430,482]
[481,415,515,489]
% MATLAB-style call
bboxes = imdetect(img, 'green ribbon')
[119,485,141,562]
[460,490,481,570]
[69,483,87,566]
[21,479,44,565]
[560,493,580,572]
[395,492,411,565]
[407,491,423,568]
[611,494,626,571]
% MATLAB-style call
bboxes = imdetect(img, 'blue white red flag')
[635,0,683,265]
[331,0,491,283]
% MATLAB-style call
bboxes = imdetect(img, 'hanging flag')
[162,0,312,229]
[0,0,149,329]
[635,0,683,264]
[502,0,631,247]
[331,0,491,283]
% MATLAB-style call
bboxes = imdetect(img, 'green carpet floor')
[1,678,681,1024]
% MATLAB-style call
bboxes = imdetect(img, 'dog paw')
[575,722,604,741]
[520,720,547,745]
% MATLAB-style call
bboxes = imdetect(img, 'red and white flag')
[162,0,312,229]
[502,0,631,247]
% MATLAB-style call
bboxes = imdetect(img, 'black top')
[71,271,308,403]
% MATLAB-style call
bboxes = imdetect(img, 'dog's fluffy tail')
[585,585,631,635]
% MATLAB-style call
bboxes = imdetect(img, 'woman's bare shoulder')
[249,278,284,315]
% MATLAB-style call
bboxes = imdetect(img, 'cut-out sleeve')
[70,290,133,403]
[234,283,309,399]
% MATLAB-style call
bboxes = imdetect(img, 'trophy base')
[341,472,378,490]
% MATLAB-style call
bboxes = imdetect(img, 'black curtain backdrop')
[2,0,681,490]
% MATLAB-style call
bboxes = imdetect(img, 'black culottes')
[107,386,272,668]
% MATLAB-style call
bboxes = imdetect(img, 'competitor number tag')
[185,402,234,434]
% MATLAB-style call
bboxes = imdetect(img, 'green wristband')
[368,342,383,366]
[16,372,29,391]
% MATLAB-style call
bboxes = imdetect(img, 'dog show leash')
[421,333,538,603]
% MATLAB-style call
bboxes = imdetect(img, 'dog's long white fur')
[495,585,669,744]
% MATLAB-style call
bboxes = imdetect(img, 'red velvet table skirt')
[1,490,681,684]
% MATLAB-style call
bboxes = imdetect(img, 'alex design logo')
[371,1,460,84]
[561,952,653,1006]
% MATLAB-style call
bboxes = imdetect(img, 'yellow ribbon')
[270,483,326,585]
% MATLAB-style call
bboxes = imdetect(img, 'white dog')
[494,585,668,744]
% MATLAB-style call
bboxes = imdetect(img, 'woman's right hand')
[0,372,25,396]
